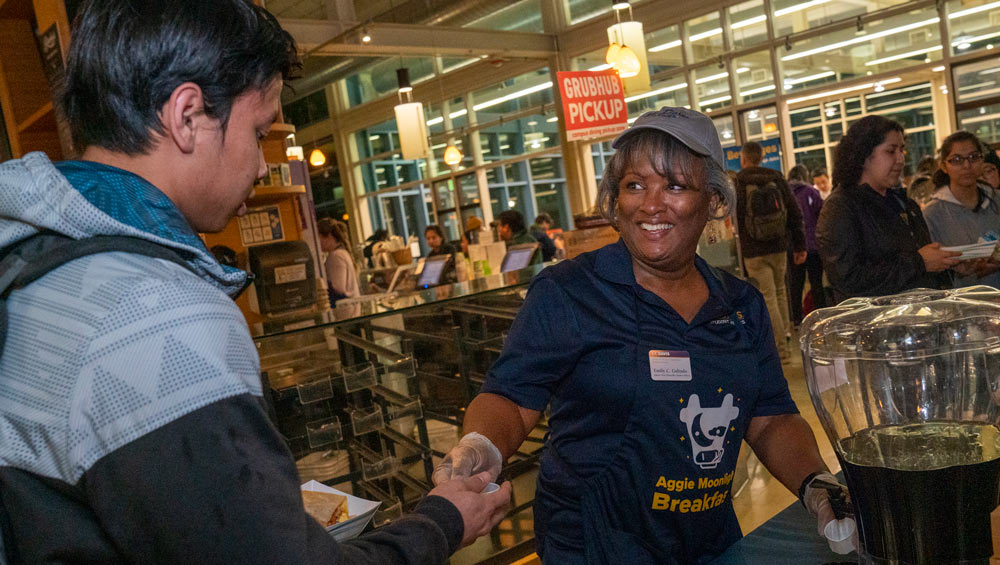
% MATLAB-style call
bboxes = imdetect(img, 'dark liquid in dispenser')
[838,422,1000,564]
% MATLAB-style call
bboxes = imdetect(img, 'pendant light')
[393,66,430,160]
[443,144,463,166]
[606,1,650,94]
[309,148,326,167]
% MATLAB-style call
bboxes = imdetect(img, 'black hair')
[741,141,763,165]
[812,166,828,179]
[61,0,299,155]
[915,155,937,175]
[497,210,526,234]
[787,164,810,183]
[534,212,553,226]
[932,130,983,189]
[424,224,445,240]
[597,129,733,225]
[367,229,389,242]
[832,115,904,190]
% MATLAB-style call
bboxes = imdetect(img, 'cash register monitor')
[416,255,450,288]
[500,243,539,273]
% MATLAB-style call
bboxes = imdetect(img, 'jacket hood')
[0,152,247,297]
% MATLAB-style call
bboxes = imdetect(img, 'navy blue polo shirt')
[481,239,798,479]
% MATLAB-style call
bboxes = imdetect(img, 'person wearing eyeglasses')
[922,131,1000,288]
[816,115,959,302]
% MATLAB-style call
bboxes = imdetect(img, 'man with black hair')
[735,141,806,360]
[0,1,509,563]
[529,212,557,262]
[496,209,541,265]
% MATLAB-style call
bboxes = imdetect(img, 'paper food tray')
[301,480,381,541]
[942,242,998,260]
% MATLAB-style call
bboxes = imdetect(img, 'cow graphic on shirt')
[679,394,740,469]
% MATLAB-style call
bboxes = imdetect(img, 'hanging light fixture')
[393,67,429,160]
[443,144,463,166]
[606,1,650,94]
[309,148,326,167]
[361,23,371,43]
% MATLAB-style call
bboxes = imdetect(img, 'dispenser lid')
[800,286,1000,360]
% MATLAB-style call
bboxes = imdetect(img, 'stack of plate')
[297,450,351,483]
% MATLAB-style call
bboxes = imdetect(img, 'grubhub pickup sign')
[557,69,628,142]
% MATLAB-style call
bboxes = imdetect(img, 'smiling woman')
[434,106,840,564]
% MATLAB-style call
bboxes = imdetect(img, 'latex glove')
[802,472,858,554]
[432,432,503,485]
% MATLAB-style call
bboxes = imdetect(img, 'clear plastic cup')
[482,482,500,494]
[824,517,857,555]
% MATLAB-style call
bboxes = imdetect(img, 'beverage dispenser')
[801,286,1000,564]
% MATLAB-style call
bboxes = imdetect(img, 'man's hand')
[919,243,960,272]
[793,251,807,265]
[432,432,502,485]
[428,472,512,547]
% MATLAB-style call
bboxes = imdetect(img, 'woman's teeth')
[641,223,673,231]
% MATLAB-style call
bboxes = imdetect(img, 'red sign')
[557,70,628,141]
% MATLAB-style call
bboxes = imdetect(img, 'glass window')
[472,68,553,125]
[845,96,863,116]
[462,0,542,32]
[625,74,690,117]
[728,0,768,50]
[569,0,612,25]
[692,64,732,112]
[529,157,561,180]
[780,6,940,87]
[947,0,1000,56]
[713,115,735,145]
[572,47,612,72]
[793,127,824,148]
[646,25,683,75]
[283,90,329,130]
[864,83,933,119]
[458,173,480,208]
[958,103,1000,144]
[734,50,775,103]
[789,105,821,128]
[685,11,725,60]
[953,58,1000,104]
[533,182,569,229]
[772,0,911,37]
[794,147,828,174]
[426,97,468,137]
[742,106,780,142]
[343,56,436,108]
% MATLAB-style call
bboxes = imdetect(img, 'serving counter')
[251,265,546,564]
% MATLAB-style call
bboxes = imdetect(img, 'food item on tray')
[302,490,350,526]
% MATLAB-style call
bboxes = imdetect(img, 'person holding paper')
[432,107,844,563]
[816,115,959,302]
[0,2,509,562]
[922,131,1000,288]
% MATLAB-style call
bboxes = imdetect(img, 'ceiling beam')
[281,19,557,59]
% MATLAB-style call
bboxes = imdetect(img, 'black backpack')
[0,232,192,359]
[744,180,787,242]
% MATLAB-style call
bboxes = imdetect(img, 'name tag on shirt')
[649,350,692,381]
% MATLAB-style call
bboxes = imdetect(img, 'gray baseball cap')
[612,106,725,169]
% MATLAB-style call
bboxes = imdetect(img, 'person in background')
[786,164,826,327]
[363,228,388,268]
[735,141,807,360]
[981,145,1000,191]
[907,155,938,207]
[425,224,456,257]
[432,107,845,563]
[318,218,360,302]
[923,131,1000,288]
[0,1,510,562]
[460,216,483,256]
[812,167,832,200]
[529,212,557,262]
[816,115,958,302]
[496,209,542,265]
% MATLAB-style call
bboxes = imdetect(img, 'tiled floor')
[503,340,840,565]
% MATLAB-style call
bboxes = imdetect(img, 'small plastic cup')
[824,517,857,555]
[482,482,500,494]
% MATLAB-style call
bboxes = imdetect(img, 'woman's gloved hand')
[801,472,858,554]
[432,432,502,485]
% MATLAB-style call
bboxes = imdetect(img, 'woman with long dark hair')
[816,115,958,301]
